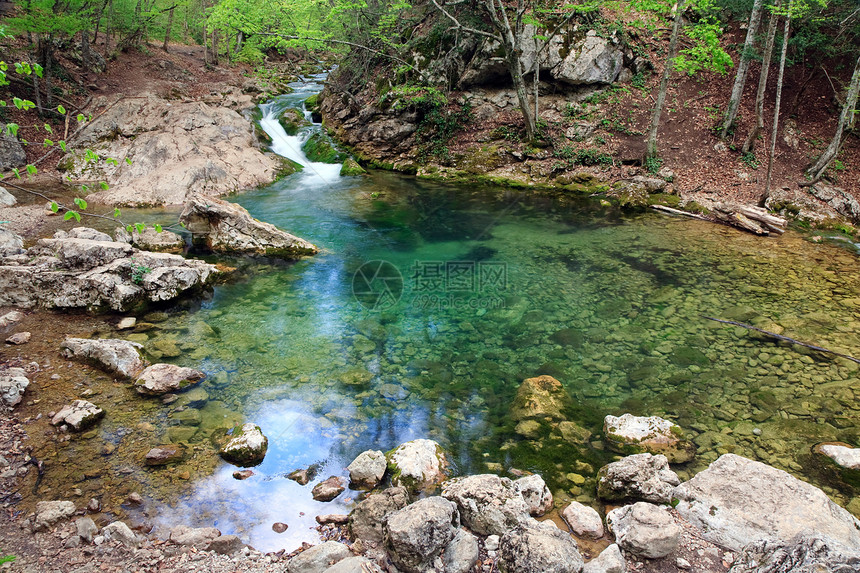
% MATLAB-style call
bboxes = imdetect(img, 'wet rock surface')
[212,423,269,467]
[607,502,681,559]
[50,399,105,431]
[604,414,696,463]
[386,438,450,492]
[134,363,206,395]
[597,453,680,503]
[61,337,146,379]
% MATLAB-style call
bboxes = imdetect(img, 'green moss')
[279,108,311,135]
[648,193,681,207]
[274,157,304,181]
[302,133,347,164]
[340,158,366,176]
[457,145,504,174]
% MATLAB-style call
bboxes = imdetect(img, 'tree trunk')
[235,30,244,56]
[212,29,219,64]
[805,52,860,181]
[721,0,765,137]
[104,0,113,57]
[31,64,42,115]
[163,7,175,52]
[81,29,91,71]
[202,0,209,66]
[645,0,687,163]
[764,8,791,198]
[509,49,535,140]
[743,2,780,154]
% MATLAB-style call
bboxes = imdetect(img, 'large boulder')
[549,31,624,85]
[513,474,553,517]
[510,375,572,422]
[347,449,387,489]
[672,454,860,551]
[0,367,29,407]
[212,423,268,467]
[443,529,480,573]
[442,474,530,536]
[134,363,205,395]
[51,400,105,431]
[179,195,318,258]
[0,126,26,170]
[384,496,459,573]
[729,532,860,573]
[498,520,584,573]
[286,541,352,573]
[810,184,860,222]
[126,226,185,253]
[603,414,696,463]
[349,486,410,543]
[606,502,680,559]
[60,338,146,379]
[0,228,24,254]
[582,544,625,573]
[0,231,219,312]
[58,94,283,206]
[596,453,680,503]
[386,439,450,492]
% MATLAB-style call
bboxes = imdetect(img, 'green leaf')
[76,114,85,122]
[73,197,87,210]
[43,138,53,148]
[0,101,5,107]
[59,141,67,152]
[20,100,35,111]
[105,157,118,166]
[11,97,22,109]
[126,225,133,233]
[114,208,121,218]
[57,105,66,115]
[11,168,19,179]
[50,201,59,213]
[25,164,37,175]
[43,123,52,134]
[63,210,81,222]
[33,63,43,78]
[100,181,109,190]
[5,123,18,137]
[125,157,132,165]
[135,223,145,233]
[154,224,162,233]
[179,221,186,228]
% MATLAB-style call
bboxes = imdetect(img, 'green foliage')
[554,146,614,167]
[301,133,348,163]
[674,0,733,77]
[741,151,760,169]
[645,154,663,174]
[130,260,152,285]
[490,125,521,142]
[0,554,14,565]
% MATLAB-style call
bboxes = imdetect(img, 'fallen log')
[650,204,709,220]
[702,315,860,364]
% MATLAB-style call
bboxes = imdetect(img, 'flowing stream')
[27,77,860,553]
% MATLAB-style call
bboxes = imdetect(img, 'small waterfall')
[258,98,342,184]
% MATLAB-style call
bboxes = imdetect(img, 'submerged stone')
[603,413,696,463]
[510,375,572,422]
[51,400,105,431]
[134,363,206,396]
[144,444,187,466]
[212,423,268,467]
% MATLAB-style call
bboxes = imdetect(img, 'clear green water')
[60,84,851,552]
[133,163,860,551]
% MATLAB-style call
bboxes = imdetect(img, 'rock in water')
[347,450,387,489]
[212,423,268,467]
[349,486,409,543]
[0,367,29,407]
[127,226,185,253]
[144,444,187,466]
[179,194,318,258]
[606,502,680,559]
[32,501,76,532]
[134,363,206,395]
[510,375,572,422]
[61,338,146,379]
[672,454,860,551]
[498,519,584,573]
[312,476,346,502]
[513,474,553,517]
[386,438,450,492]
[596,453,680,503]
[384,497,459,573]
[561,501,604,539]
[51,400,105,431]
[603,413,696,463]
[814,442,860,470]
[442,474,530,536]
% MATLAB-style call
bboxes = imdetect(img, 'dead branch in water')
[702,315,860,365]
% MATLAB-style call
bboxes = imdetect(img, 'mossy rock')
[340,158,366,176]
[648,193,681,208]
[305,94,322,123]
[275,157,304,180]
[457,145,505,174]
[302,133,347,164]
[211,423,268,467]
[279,108,310,135]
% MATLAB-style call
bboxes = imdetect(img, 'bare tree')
[764,3,792,198]
[742,1,781,153]
[805,52,860,182]
[163,6,175,52]
[645,0,687,164]
[721,0,766,137]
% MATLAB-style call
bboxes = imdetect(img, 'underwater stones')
[515,419,542,439]
[498,519,584,573]
[175,386,209,409]
[51,400,105,431]
[561,501,604,539]
[555,421,593,444]
[814,443,860,470]
[513,474,553,517]
[349,486,410,543]
[288,465,319,485]
[144,444,187,466]
[384,496,460,573]
[134,363,206,395]
[670,346,710,367]
[386,439,450,492]
[60,337,146,379]
[597,453,680,504]
[32,500,76,532]
[606,502,680,559]
[549,328,584,348]
[442,474,531,536]
[672,454,860,551]
[0,366,29,407]
[347,450,387,489]
[212,423,268,467]
[510,375,572,422]
[603,414,696,463]
[313,476,346,502]
[179,194,318,258]
[339,367,373,386]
